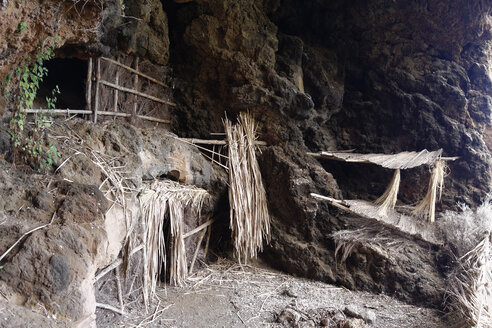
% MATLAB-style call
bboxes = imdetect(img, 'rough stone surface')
[0,0,491,325]
[0,120,227,326]
[164,0,492,311]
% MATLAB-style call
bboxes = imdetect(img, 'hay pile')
[137,180,209,306]
[225,112,271,264]
[439,199,492,327]
[445,234,492,327]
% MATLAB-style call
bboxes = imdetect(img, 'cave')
[0,0,491,327]
[35,57,88,110]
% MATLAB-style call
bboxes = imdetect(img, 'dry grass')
[332,226,405,264]
[439,198,492,327]
[444,234,492,328]
[224,112,271,264]
[374,168,400,216]
[412,160,446,223]
[138,180,209,307]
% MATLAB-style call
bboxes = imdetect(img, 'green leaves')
[5,37,62,172]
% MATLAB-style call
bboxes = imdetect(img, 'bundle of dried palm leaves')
[374,168,401,216]
[225,112,271,264]
[445,233,492,328]
[138,180,209,307]
[413,160,446,223]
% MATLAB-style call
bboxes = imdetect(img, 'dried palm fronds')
[444,233,492,328]
[412,160,446,223]
[138,180,209,307]
[374,168,400,216]
[225,112,271,264]
[332,226,405,264]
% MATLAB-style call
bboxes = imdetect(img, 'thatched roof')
[311,149,444,169]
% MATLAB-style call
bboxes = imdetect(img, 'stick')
[97,111,170,123]
[204,225,211,260]
[115,267,124,312]
[95,302,125,315]
[99,80,176,106]
[189,228,207,274]
[133,57,139,115]
[183,219,215,238]
[30,109,169,124]
[94,244,144,282]
[179,138,267,146]
[86,58,93,111]
[22,109,93,114]
[0,213,55,263]
[100,56,171,89]
[94,58,101,123]
[113,56,120,113]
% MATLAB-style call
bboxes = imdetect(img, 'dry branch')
[0,213,55,263]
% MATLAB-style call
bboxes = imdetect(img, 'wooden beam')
[21,109,170,124]
[99,80,176,107]
[113,56,120,113]
[100,56,171,89]
[22,109,93,114]
[86,58,93,111]
[179,138,267,146]
[94,58,101,123]
[133,57,139,115]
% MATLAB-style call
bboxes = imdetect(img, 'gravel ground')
[96,258,445,328]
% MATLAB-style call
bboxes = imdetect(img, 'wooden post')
[113,56,120,113]
[133,57,139,115]
[93,58,101,123]
[86,58,93,112]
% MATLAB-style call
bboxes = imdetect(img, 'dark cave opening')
[35,58,88,110]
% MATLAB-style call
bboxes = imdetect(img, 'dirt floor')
[96,258,444,328]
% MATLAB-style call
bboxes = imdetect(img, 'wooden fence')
[22,56,175,124]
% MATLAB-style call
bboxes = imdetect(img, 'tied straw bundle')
[225,112,271,264]
[138,180,209,307]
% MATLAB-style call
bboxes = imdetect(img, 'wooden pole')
[94,58,101,123]
[133,57,139,115]
[100,56,170,89]
[22,109,93,114]
[113,56,120,113]
[21,109,170,124]
[99,80,176,107]
[86,58,93,112]
[179,138,267,146]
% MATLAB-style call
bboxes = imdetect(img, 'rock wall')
[0,0,492,323]
[164,0,492,308]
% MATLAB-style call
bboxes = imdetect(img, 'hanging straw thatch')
[444,233,492,328]
[138,180,209,306]
[225,112,271,264]
[412,160,446,223]
[374,168,401,216]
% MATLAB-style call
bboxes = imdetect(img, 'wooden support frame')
[24,55,174,125]
[99,80,176,107]
[21,109,170,124]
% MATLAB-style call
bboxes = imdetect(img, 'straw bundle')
[225,112,271,264]
[412,160,445,223]
[445,233,492,328]
[138,180,209,306]
[374,168,400,216]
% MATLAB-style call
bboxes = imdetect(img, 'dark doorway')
[35,58,88,109]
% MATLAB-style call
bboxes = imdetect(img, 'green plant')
[15,21,26,33]
[4,37,62,171]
